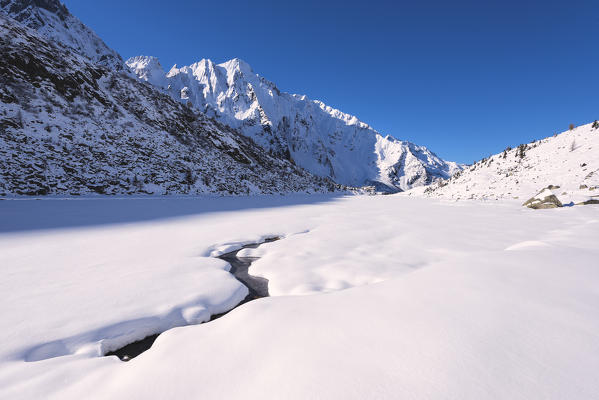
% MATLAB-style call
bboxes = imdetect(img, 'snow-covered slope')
[0,14,341,195]
[127,55,462,191]
[410,122,599,203]
[0,0,123,70]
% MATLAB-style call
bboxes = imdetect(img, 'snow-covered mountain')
[0,0,124,70]
[127,55,462,192]
[409,122,599,204]
[0,12,342,195]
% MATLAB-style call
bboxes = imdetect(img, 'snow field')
[0,195,597,398]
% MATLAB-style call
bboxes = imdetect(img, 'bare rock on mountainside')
[0,0,124,69]
[522,188,563,209]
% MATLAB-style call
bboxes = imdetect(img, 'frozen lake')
[1,194,598,399]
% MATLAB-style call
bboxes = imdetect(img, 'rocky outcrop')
[576,198,599,206]
[523,189,563,209]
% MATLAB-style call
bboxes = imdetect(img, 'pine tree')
[132,175,142,190]
[184,168,195,185]
[16,110,23,128]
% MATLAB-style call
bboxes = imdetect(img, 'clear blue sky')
[62,0,598,164]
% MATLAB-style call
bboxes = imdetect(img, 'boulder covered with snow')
[523,188,563,209]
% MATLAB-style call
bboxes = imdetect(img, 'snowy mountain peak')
[168,59,217,79]
[220,57,253,74]
[126,55,166,88]
[127,55,163,70]
[0,0,123,69]
[128,55,462,191]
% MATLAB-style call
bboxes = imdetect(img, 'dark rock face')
[576,199,599,206]
[0,15,342,196]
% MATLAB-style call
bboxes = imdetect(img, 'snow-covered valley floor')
[1,195,598,399]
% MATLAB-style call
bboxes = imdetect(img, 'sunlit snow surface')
[0,195,598,399]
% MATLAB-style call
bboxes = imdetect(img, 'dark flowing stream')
[105,237,279,361]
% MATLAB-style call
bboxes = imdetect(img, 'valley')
[0,1,598,399]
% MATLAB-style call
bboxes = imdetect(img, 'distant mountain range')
[0,0,460,195]
[127,55,462,192]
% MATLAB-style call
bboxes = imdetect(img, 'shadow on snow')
[0,194,345,233]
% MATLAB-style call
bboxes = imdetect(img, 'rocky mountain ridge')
[0,0,123,70]
[0,0,460,196]
[0,12,342,196]
[127,55,462,192]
